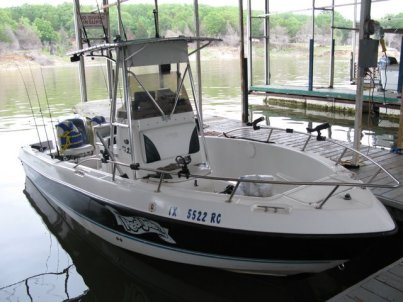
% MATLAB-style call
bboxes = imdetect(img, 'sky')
[0,0,402,19]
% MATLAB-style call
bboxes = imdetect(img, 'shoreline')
[0,44,362,68]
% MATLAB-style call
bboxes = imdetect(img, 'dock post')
[352,0,372,166]
[396,37,403,149]
[239,0,249,123]
[398,35,403,93]
[264,0,270,85]
[246,0,252,88]
[308,0,315,91]
[349,52,354,83]
[396,86,403,149]
[308,39,314,91]
[73,0,88,103]
[351,0,358,84]
[329,0,335,88]
[103,0,113,100]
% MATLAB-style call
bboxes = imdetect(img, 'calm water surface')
[0,57,402,301]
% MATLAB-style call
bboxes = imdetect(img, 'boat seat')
[62,144,94,157]
[142,123,199,164]
[56,118,94,158]
[132,112,209,179]
[141,122,200,164]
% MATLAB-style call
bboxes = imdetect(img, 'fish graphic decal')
[106,206,176,244]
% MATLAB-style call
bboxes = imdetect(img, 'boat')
[19,35,399,276]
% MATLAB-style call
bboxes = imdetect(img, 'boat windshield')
[128,70,193,120]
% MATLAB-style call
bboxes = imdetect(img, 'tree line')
[0,3,401,55]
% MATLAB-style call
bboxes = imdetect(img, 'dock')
[328,257,403,302]
[205,116,403,212]
[250,84,401,109]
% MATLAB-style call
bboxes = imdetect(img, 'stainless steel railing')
[74,125,400,209]
[222,125,399,187]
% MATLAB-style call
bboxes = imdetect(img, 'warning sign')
[80,13,106,28]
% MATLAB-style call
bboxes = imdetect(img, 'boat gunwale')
[219,125,400,190]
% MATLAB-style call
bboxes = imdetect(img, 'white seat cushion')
[63,144,94,157]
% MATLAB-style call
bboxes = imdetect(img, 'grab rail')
[102,157,399,208]
[222,125,400,189]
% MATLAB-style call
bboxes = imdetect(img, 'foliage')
[0,3,401,54]
[15,17,42,50]
[0,10,17,43]
[34,18,57,43]
[270,13,310,42]
[379,13,403,29]
[314,11,352,44]
[379,13,403,50]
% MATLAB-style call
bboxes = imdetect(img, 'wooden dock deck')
[328,257,403,302]
[205,116,403,213]
[250,84,401,109]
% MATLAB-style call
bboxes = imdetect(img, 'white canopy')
[125,39,188,67]
[67,37,220,67]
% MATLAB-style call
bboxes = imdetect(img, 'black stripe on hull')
[23,162,396,263]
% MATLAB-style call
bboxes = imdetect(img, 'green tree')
[0,10,17,42]
[316,11,352,44]
[34,17,57,43]
[271,13,309,42]
[380,13,403,29]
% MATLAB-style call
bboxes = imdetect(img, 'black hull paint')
[23,162,396,264]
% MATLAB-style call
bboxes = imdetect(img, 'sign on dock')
[80,13,106,28]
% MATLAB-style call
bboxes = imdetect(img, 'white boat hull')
[19,136,396,276]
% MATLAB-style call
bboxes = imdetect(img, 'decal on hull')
[106,206,176,244]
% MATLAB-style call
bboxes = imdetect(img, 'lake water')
[1,57,402,301]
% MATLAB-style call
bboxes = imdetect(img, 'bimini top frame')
[68,36,221,65]
[68,36,220,173]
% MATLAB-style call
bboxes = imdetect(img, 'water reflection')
[0,60,399,149]
[0,264,86,302]
[252,103,399,149]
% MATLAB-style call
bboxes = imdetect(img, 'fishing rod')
[16,65,43,150]
[29,65,52,153]
[40,68,60,157]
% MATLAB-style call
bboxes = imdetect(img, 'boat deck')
[328,257,403,302]
[250,84,401,109]
[204,116,403,212]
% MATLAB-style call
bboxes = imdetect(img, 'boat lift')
[245,0,399,91]
[244,0,403,166]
